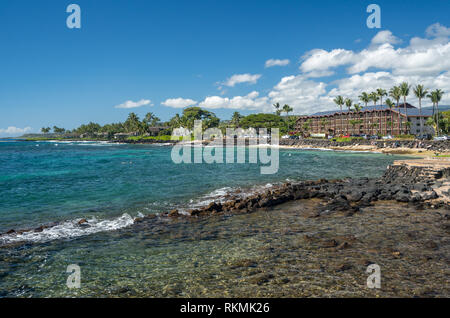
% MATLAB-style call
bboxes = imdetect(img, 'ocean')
[0,140,408,297]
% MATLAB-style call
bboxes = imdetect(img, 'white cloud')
[223,73,262,87]
[265,59,290,68]
[300,25,450,77]
[161,98,197,108]
[426,23,450,38]
[199,91,269,111]
[370,30,401,46]
[0,126,32,135]
[176,23,450,115]
[268,75,330,114]
[300,48,355,74]
[114,99,152,109]
[328,71,450,107]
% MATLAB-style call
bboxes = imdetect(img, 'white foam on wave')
[186,182,278,211]
[0,213,136,245]
[36,140,116,146]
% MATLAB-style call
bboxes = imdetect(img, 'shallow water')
[1,141,425,297]
[1,200,448,297]
[0,141,405,234]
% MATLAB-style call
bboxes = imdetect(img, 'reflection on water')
[1,199,448,297]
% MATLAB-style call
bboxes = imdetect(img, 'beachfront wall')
[295,105,434,136]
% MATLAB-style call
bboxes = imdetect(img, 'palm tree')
[231,112,242,128]
[273,102,281,116]
[41,127,51,134]
[389,86,402,135]
[377,89,388,134]
[413,85,428,136]
[282,104,294,132]
[320,118,329,133]
[353,103,362,133]
[124,112,141,133]
[433,89,444,135]
[345,98,352,134]
[359,92,370,134]
[376,88,387,106]
[333,96,345,135]
[369,92,380,134]
[369,92,379,106]
[385,98,395,135]
[399,82,410,134]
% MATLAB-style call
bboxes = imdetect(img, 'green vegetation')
[393,134,415,140]
[332,137,364,142]
[29,103,299,141]
[126,135,184,142]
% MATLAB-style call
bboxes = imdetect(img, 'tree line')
[41,106,298,138]
[332,82,446,136]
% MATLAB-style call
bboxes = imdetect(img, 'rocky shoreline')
[280,138,450,153]
[2,159,449,244]
[155,159,449,221]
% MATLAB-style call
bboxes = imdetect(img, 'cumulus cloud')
[300,26,450,77]
[265,59,290,68]
[223,73,262,87]
[0,126,32,135]
[426,23,450,38]
[174,23,449,115]
[114,99,152,109]
[300,48,354,75]
[268,75,330,113]
[328,71,450,107]
[370,30,401,46]
[199,91,269,111]
[161,98,197,108]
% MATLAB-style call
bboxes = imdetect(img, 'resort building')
[295,103,435,137]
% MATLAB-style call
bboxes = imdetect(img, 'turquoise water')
[1,140,401,235]
[0,140,410,297]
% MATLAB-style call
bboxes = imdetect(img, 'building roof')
[305,104,450,118]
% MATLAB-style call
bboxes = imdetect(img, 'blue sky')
[0,0,449,136]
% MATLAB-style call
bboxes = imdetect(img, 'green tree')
[41,127,51,134]
[124,113,141,133]
[180,107,220,130]
[399,82,410,133]
[345,98,352,134]
[333,96,344,135]
[359,92,370,134]
[434,89,444,135]
[144,112,160,127]
[53,126,66,134]
[369,92,379,106]
[385,98,395,135]
[240,113,284,132]
[376,88,387,106]
[273,102,281,115]
[369,92,380,134]
[230,112,242,128]
[282,104,294,132]
[413,84,428,136]
[389,86,402,134]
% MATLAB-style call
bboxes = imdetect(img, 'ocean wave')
[36,140,116,146]
[186,182,277,211]
[0,213,136,245]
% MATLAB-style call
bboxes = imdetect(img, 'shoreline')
[2,158,449,246]
[13,137,450,158]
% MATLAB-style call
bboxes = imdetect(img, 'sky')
[0,0,449,136]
